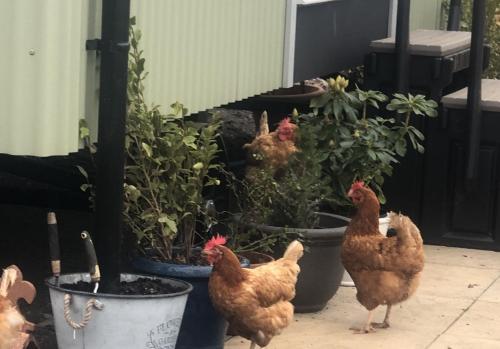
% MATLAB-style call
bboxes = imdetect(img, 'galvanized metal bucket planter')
[46,273,192,349]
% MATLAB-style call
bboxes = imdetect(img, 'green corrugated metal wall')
[411,0,444,30]
[0,0,99,156]
[0,0,287,156]
[1,0,446,156]
[130,0,287,116]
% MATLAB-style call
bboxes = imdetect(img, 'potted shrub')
[232,113,349,313]
[80,24,244,349]
[48,21,197,349]
[300,76,438,289]
[124,25,247,349]
[233,76,438,313]
[305,76,438,208]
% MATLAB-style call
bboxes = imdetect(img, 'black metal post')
[395,0,411,93]
[94,0,131,291]
[465,0,486,182]
[447,0,462,31]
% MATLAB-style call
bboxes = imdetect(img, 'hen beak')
[347,189,354,198]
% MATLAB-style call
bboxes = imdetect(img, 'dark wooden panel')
[294,0,390,82]
[449,143,497,236]
[419,108,500,251]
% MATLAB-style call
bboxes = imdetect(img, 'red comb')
[278,118,295,131]
[204,235,227,251]
[278,117,292,127]
[351,181,365,190]
[277,118,296,141]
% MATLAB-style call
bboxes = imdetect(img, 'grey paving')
[226,245,500,349]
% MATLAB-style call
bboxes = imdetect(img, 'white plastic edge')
[282,0,298,87]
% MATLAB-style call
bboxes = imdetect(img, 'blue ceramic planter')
[133,257,249,349]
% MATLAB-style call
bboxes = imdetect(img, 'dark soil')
[60,278,186,295]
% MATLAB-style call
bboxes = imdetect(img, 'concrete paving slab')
[480,277,500,303]
[418,262,499,300]
[424,245,500,270]
[225,247,500,349]
[226,290,470,349]
[429,335,500,349]
[441,300,500,342]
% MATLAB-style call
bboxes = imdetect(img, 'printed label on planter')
[145,318,182,349]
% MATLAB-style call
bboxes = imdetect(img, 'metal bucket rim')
[45,272,193,299]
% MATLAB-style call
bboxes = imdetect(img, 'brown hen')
[204,236,303,349]
[243,111,298,181]
[341,181,424,333]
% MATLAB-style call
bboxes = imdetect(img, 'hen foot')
[372,304,392,329]
[371,321,390,329]
[350,309,377,333]
[349,325,376,334]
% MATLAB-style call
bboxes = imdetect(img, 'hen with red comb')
[203,235,227,251]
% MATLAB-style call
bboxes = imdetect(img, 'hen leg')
[350,310,375,334]
[372,304,392,329]
[249,342,257,349]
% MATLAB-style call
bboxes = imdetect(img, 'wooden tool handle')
[81,231,101,283]
[47,212,61,276]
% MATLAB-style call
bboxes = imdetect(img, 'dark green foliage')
[442,0,500,78]
[124,23,223,261]
[79,20,223,262]
[230,119,329,253]
[301,80,438,207]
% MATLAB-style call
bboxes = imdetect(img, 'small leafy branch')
[124,19,222,262]
[303,76,438,206]
[79,18,223,263]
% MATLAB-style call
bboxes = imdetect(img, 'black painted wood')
[420,108,500,251]
[94,0,131,290]
[293,0,390,82]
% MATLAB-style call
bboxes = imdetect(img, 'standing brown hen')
[341,181,424,333]
[203,236,303,349]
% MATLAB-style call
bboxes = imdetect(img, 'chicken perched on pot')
[0,266,36,349]
[341,181,424,333]
[243,111,298,180]
[203,236,303,349]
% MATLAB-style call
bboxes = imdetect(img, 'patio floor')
[226,245,500,349]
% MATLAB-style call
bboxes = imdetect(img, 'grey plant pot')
[240,212,350,313]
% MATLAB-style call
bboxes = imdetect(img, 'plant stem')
[405,111,411,127]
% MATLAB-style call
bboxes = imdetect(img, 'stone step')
[441,79,500,112]
[370,29,471,57]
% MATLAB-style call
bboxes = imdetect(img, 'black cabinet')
[420,109,500,250]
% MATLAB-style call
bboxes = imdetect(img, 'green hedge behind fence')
[442,0,500,79]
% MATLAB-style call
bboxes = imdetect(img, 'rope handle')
[63,294,104,330]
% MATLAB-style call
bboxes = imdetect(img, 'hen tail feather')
[387,212,423,249]
[283,240,304,262]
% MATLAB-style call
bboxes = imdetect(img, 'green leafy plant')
[229,118,330,253]
[80,19,223,263]
[125,21,223,262]
[302,76,438,207]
